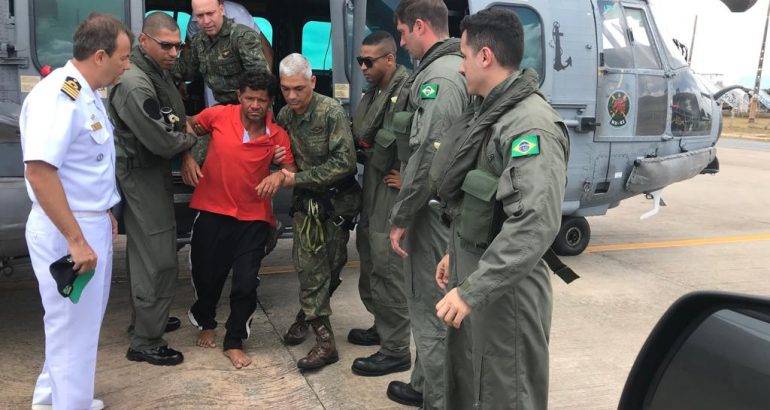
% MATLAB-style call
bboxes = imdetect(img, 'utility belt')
[290,175,359,231]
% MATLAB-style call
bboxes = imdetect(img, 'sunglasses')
[143,32,184,51]
[356,54,389,68]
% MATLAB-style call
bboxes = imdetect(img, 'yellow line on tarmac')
[258,233,770,274]
[585,233,770,253]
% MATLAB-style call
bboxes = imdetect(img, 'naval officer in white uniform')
[21,13,132,410]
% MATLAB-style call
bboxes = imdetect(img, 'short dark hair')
[460,8,524,69]
[362,30,397,55]
[395,0,449,36]
[238,70,277,98]
[73,13,133,61]
[142,11,180,35]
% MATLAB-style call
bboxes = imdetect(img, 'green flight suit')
[434,70,569,410]
[109,46,198,351]
[352,65,411,358]
[388,39,468,409]
[173,17,268,105]
[276,92,360,323]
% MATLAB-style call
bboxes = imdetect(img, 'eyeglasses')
[143,32,184,51]
[356,54,389,68]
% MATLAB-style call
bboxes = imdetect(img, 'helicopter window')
[32,0,127,69]
[624,8,661,70]
[302,21,333,71]
[489,5,544,82]
[671,70,713,136]
[600,2,633,69]
[636,75,668,135]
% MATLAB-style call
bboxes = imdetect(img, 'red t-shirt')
[189,105,294,225]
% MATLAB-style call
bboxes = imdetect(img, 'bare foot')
[224,348,252,369]
[197,329,216,348]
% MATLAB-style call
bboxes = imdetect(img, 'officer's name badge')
[61,76,81,101]
[511,134,540,158]
[419,83,439,100]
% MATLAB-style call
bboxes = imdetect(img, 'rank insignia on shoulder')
[419,83,439,100]
[511,134,540,158]
[61,77,81,101]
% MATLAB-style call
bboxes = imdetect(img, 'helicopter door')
[594,1,668,194]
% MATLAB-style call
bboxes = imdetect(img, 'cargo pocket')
[370,128,397,173]
[391,111,413,163]
[458,169,499,248]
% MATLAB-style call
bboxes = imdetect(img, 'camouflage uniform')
[109,46,197,352]
[173,17,267,105]
[388,39,468,409]
[276,92,360,324]
[353,65,412,358]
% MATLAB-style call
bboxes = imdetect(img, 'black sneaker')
[386,381,423,407]
[126,346,184,366]
[347,326,380,346]
[351,352,411,376]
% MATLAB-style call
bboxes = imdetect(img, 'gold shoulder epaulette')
[61,76,81,101]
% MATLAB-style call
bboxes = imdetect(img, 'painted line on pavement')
[258,233,770,274]
[585,233,770,253]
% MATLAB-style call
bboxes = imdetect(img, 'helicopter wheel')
[552,216,591,256]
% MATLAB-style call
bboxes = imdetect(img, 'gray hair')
[279,53,312,79]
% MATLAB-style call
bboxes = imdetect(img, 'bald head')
[142,11,179,36]
[192,0,225,37]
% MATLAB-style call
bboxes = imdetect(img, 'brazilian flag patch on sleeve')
[419,83,439,99]
[511,134,540,158]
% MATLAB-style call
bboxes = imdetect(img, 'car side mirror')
[619,291,770,409]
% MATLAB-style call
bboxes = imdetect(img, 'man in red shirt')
[180,70,295,369]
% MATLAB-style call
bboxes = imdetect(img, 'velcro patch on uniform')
[419,83,439,99]
[143,98,162,120]
[61,76,81,101]
[511,134,540,158]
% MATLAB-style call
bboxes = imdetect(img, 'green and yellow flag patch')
[419,83,439,99]
[511,134,540,158]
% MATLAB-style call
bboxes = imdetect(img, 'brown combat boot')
[297,318,339,371]
[283,310,309,346]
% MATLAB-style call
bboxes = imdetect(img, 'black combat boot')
[297,317,339,371]
[347,325,381,346]
[351,351,411,376]
[386,381,423,407]
[283,309,309,345]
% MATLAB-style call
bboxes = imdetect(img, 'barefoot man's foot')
[224,349,252,369]
[197,329,217,348]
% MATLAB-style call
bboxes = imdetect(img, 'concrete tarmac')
[1,138,769,409]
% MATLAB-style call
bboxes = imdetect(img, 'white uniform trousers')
[26,206,112,410]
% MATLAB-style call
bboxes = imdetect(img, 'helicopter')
[0,0,761,276]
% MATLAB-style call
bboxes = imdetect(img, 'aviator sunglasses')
[356,54,390,68]
[143,32,184,51]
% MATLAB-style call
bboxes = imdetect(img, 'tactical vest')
[380,39,462,165]
[111,47,187,169]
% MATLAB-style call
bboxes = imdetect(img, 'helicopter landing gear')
[552,216,591,256]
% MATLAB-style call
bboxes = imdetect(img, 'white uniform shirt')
[20,60,121,212]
